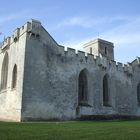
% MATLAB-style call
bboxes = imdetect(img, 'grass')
[0,120,140,140]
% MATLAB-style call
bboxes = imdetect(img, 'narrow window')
[12,65,17,89]
[103,74,110,106]
[1,52,9,90]
[137,83,140,105]
[105,47,107,55]
[78,69,88,105]
[90,47,92,54]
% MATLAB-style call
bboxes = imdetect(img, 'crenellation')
[102,56,107,68]
[0,21,31,50]
[67,48,76,56]
[137,57,140,66]
[97,56,107,68]
[77,50,85,57]
[116,62,123,71]
[123,64,128,72]
[19,24,27,36]
[1,37,10,50]
[27,19,41,36]
[13,28,20,42]
[58,45,65,55]
[11,35,14,43]
[110,60,116,68]
[131,57,140,67]
[131,59,138,67]
[123,63,133,75]
[86,53,95,62]
[94,55,100,64]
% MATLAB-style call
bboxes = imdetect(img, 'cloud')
[56,16,91,28]
[101,17,140,44]
[60,16,140,63]
[0,10,31,42]
[55,16,133,30]
[61,15,140,45]
[0,10,30,25]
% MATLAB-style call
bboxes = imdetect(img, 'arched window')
[12,64,17,89]
[137,83,140,105]
[103,74,110,106]
[1,52,9,90]
[78,69,88,105]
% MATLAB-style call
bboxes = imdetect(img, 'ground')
[0,120,140,140]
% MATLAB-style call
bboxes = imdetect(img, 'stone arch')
[78,69,88,105]
[1,52,9,90]
[12,64,17,89]
[103,74,110,106]
[137,83,140,105]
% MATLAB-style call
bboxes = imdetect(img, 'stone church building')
[0,19,140,121]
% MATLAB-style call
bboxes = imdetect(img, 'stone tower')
[84,38,114,60]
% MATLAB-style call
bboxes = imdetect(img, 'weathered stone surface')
[0,19,139,121]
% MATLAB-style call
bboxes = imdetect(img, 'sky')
[0,0,140,63]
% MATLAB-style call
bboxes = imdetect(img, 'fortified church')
[0,19,140,121]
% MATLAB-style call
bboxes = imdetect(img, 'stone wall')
[0,19,140,121]
[0,22,28,121]
[21,20,140,121]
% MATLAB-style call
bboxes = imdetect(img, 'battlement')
[66,48,76,56]
[123,63,133,75]
[58,45,137,75]
[0,19,41,50]
[131,57,140,67]
[0,19,139,76]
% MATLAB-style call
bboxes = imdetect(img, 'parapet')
[0,19,42,50]
[123,63,133,75]
[77,51,85,57]
[117,62,123,71]
[0,19,139,76]
[97,55,108,69]
[57,44,138,76]
[67,48,76,56]
[131,57,140,67]
[2,37,11,49]
[27,19,41,35]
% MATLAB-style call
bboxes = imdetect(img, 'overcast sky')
[0,0,140,63]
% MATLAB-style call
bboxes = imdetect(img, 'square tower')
[84,38,114,60]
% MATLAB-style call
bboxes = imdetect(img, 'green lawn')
[0,120,140,140]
